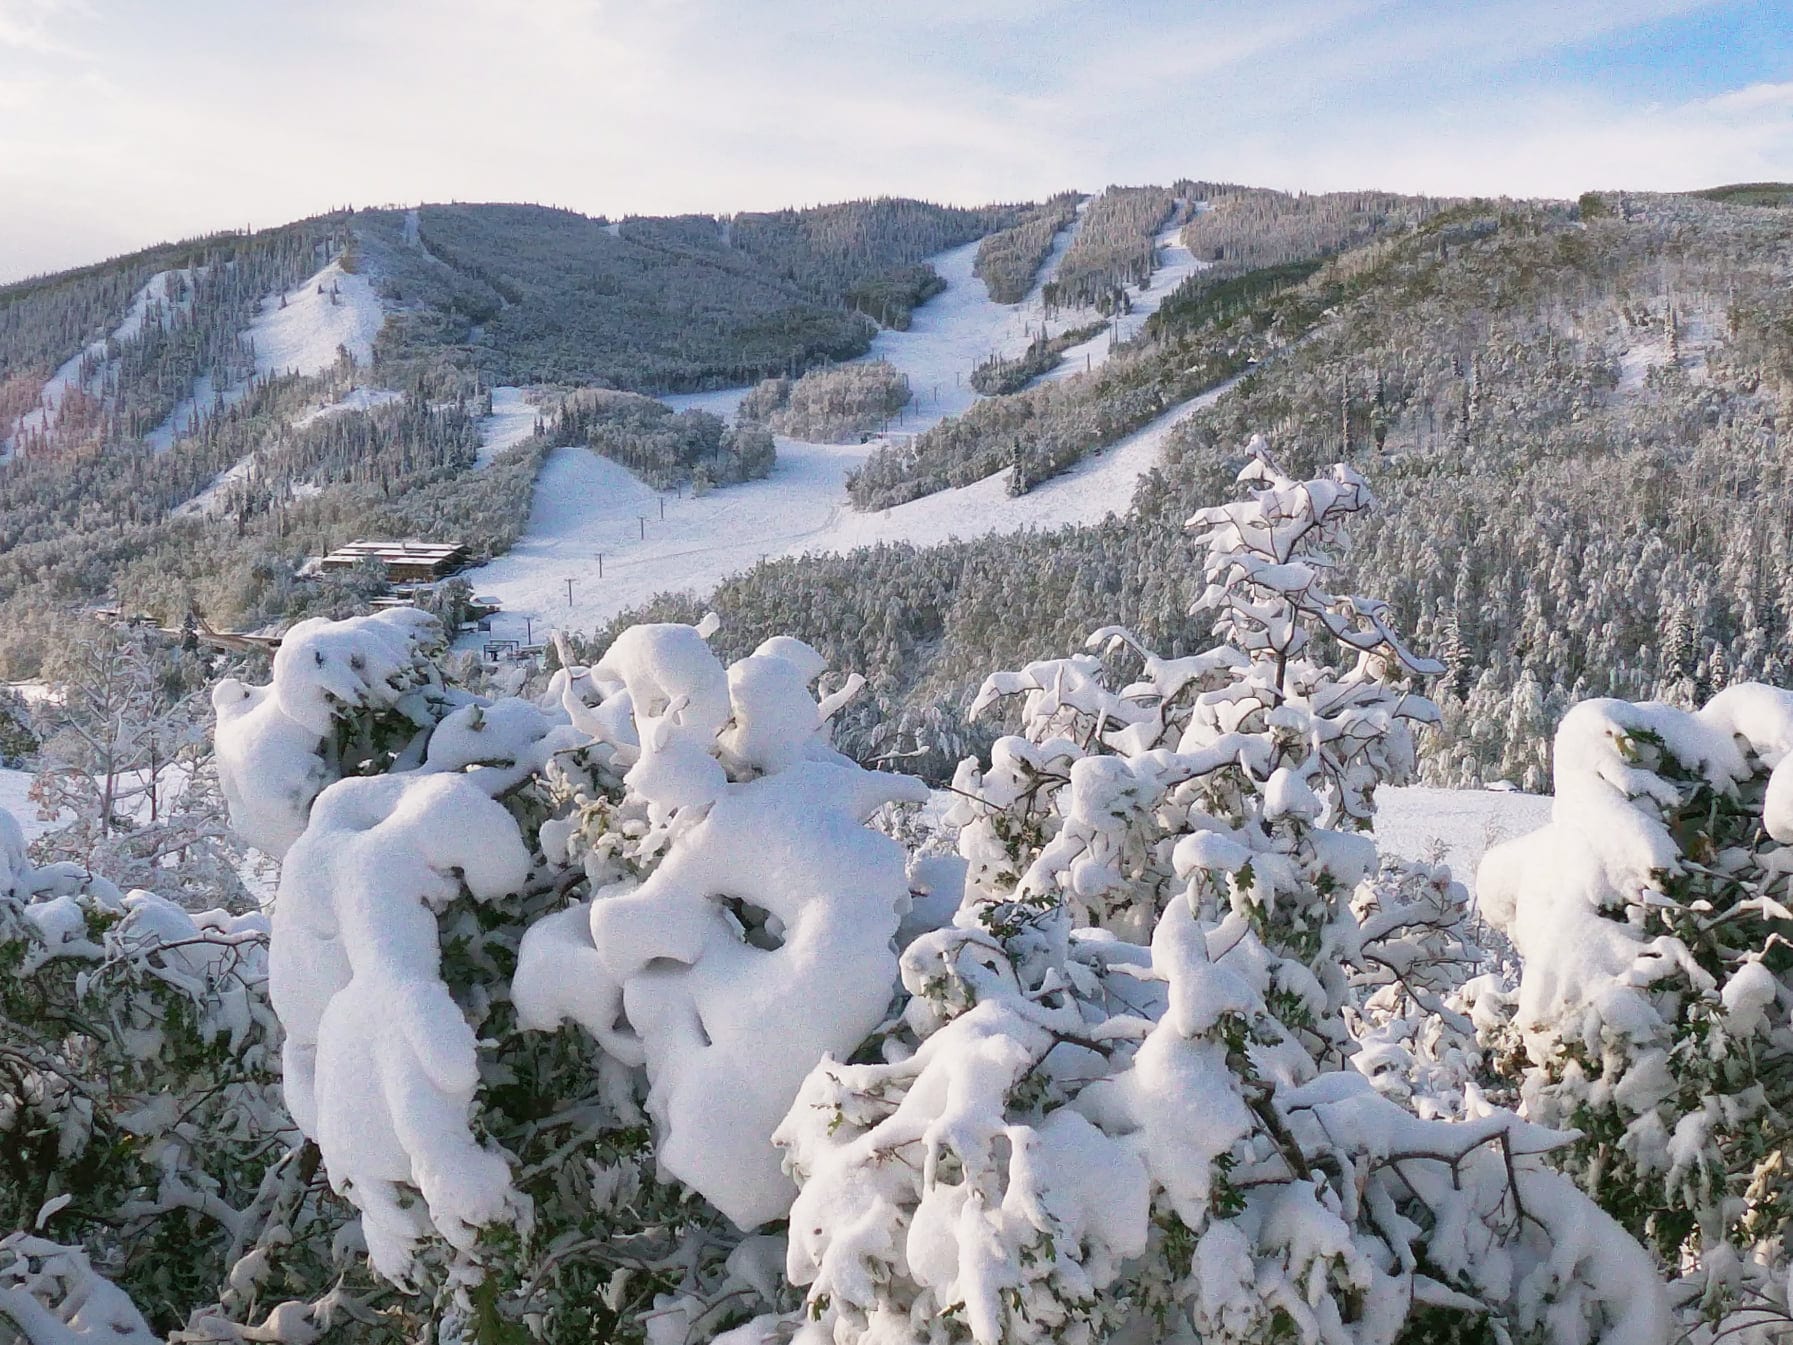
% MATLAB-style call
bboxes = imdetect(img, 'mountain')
[3,182,1791,794]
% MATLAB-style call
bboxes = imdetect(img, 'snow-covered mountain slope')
[248,258,383,377]
[3,268,197,455]
[1373,785,1552,895]
[460,372,1237,646]
[1042,211,1210,384]
[666,210,1085,431]
[146,256,386,451]
[292,384,404,429]
[476,386,543,467]
[462,219,1220,646]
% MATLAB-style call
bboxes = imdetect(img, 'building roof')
[320,539,469,566]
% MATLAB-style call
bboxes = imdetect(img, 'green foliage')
[974,192,1081,304]
[1690,182,1793,208]
[554,390,774,490]
[968,322,1103,395]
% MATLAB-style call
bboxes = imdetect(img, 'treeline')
[360,198,1025,395]
[727,196,1017,302]
[367,204,874,393]
[973,191,1082,303]
[555,390,775,490]
[842,264,945,330]
[2,219,352,457]
[1178,183,1447,274]
[738,360,911,442]
[611,191,1793,791]
[968,321,1103,395]
[1043,185,1175,314]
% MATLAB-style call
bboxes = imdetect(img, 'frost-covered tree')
[29,620,246,906]
[762,444,1666,1345]
[0,803,297,1341]
[1480,686,1793,1337]
[0,446,1696,1345]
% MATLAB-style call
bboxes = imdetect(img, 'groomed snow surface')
[148,256,386,452]
[467,203,1227,649]
[1374,785,1552,896]
[476,387,543,467]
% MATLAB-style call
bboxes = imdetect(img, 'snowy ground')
[459,373,1237,647]
[477,387,544,467]
[175,383,407,519]
[0,768,54,844]
[1615,309,1715,396]
[293,384,404,429]
[465,203,1237,648]
[1373,785,1553,894]
[148,256,386,451]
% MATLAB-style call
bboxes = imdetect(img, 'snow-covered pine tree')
[0,444,1690,1345]
[1480,686,1793,1338]
[772,440,1667,1345]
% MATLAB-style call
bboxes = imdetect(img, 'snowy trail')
[665,208,1086,430]
[147,256,386,452]
[476,387,542,467]
[458,373,1239,646]
[1041,211,1210,385]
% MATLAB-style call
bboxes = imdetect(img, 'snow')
[247,258,384,379]
[4,268,195,456]
[213,608,442,857]
[292,384,403,428]
[1373,785,1552,895]
[174,454,257,519]
[147,255,386,451]
[461,377,1240,649]
[665,210,1082,433]
[1481,684,1793,1030]
[463,206,1240,650]
[0,768,53,844]
[516,624,925,1227]
[3,681,55,708]
[475,386,541,467]
[275,770,531,1278]
[1615,309,1713,396]
[144,370,238,453]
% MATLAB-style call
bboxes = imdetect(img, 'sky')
[2,0,1791,283]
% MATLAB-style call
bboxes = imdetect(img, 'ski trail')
[457,373,1241,648]
[663,205,1087,432]
[1042,206,1211,385]
[4,269,195,456]
[476,387,542,467]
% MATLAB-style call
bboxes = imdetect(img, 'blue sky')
[1,0,1790,282]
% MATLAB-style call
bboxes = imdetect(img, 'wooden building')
[318,540,470,583]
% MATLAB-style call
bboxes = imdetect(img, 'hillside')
[0,194,1037,673]
[563,188,1793,789]
[5,182,1793,798]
